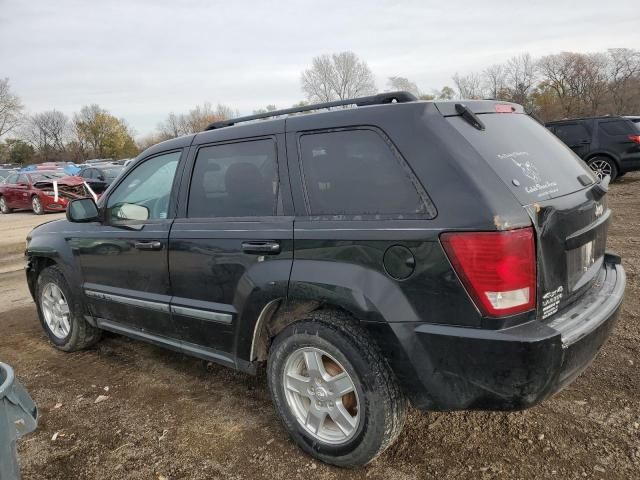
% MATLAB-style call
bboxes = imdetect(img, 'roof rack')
[204,91,417,131]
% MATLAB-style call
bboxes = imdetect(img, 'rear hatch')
[441,102,608,318]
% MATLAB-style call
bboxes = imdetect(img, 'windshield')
[29,172,66,182]
[447,113,596,204]
[103,167,124,179]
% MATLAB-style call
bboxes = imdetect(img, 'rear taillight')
[440,227,536,317]
[628,134,640,144]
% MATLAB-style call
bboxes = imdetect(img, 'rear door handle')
[241,241,281,255]
[134,241,163,251]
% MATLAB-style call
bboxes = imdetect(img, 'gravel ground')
[0,175,638,479]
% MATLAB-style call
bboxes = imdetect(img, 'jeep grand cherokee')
[25,92,625,467]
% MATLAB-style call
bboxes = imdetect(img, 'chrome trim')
[249,299,281,361]
[170,305,232,324]
[84,289,170,313]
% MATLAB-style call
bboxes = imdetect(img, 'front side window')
[106,150,181,222]
[188,139,278,218]
[298,129,426,216]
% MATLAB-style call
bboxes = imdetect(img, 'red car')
[0,171,97,215]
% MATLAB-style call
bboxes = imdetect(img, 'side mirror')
[67,198,99,223]
[112,203,149,221]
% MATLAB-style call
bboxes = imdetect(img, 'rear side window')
[554,123,590,145]
[448,113,595,204]
[188,139,278,218]
[298,129,429,217]
[599,119,634,136]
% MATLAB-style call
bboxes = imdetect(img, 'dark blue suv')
[547,116,640,180]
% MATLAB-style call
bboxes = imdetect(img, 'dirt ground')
[0,178,638,480]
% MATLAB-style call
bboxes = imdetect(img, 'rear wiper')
[455,103,485,131]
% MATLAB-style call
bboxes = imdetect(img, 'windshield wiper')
[455,103,485,131]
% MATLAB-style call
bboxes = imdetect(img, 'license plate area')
[566,227,606,292]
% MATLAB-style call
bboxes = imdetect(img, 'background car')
[76,164,124,193]
[624,115,640,126]
[546,116,640,180]
[0,170,93,215]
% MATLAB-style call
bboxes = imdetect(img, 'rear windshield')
[447,113,595,204]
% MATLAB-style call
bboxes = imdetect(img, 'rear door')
[552,122,592,158]
[15,174,31,208]
[446,109,606,318]
[169,126,293,358]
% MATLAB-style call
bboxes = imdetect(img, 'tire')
[588,156,618,181]
[31,195,44,215]
[0,196,11,214]
[35,265,101,351]
[267,311,407,467]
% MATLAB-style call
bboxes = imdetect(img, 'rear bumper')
[376,260,625,411]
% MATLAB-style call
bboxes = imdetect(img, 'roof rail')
[204,91,417,131]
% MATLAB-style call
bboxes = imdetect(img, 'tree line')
[1,48,638,165]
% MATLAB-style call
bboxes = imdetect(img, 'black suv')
[25,93,626,467]
[546,116,640,180]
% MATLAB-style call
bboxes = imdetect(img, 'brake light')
[440,227,536,317]
[495,104,515,113]
[628,134,640,144]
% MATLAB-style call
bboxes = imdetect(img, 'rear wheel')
[0,196,11,214]
[267,311,407,467]
[36,265,101,351]
[588,156,618,181]
[31,195,44,215]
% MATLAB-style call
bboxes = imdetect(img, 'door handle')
[241,241,281,255]
[134,241,163,251]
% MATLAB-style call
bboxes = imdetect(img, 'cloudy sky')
[1,0,638,137]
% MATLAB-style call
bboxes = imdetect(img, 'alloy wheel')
[32,196,42,214]
[589,159,612,180]
[40,283,71,339]
[283,347,360,445]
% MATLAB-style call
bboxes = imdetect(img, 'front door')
[73,150,184,338]
[169,134,293,357]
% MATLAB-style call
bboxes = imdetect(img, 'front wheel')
[267,311,407,467]
[588,156,618,181]
[36,265,101,351]
[31,195,44,215]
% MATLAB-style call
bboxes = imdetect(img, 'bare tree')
[504,54,536,106]
[157,112,190,138]
[452,72,484,99]
[157,103,236,138]
[607,48,640,114]
[301,52,377,103]
[0,78,23,138]
[23,110,71,157]
[387,77,421,97]
[483,64,507,99]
